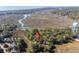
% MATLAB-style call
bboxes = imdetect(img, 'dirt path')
[14,30,33,52]
[18,14,28,28]
[55,41,79,53]
[18,14,30,30]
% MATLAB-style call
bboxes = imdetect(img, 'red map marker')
[37,31,40,45]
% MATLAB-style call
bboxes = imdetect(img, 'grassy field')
[24,11,73,28]
[55,41,79,53]
[0,14,23,25]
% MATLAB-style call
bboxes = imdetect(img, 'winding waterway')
[18,14,30,29]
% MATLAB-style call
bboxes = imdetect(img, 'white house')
[72,20,79,33]
[71,20,79,41]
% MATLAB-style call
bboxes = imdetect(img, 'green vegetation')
[15,37,28,53]
[51,9,79,19]
[25,27,75,53]
[0,23,76,53]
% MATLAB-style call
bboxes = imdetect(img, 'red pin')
[37,31,40,45]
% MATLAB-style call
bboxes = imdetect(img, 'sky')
[0,6,46,11]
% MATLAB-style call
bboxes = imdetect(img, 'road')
[18,14,30,29]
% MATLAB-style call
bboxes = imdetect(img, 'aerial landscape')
[0,6,79,53]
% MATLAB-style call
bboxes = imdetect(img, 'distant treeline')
[0,7,54,15]
[0,7,79,16]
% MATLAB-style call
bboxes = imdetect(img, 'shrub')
[4,44,9,48]
[16,39,28,53]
